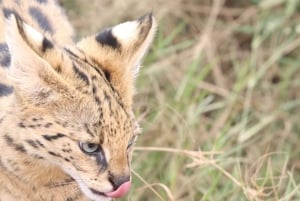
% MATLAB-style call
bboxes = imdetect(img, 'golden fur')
[0,0,156,200]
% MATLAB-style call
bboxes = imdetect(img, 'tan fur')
[0,0,156,201]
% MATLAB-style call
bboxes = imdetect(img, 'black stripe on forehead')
[63,48,128,114]
[72,62,90,86]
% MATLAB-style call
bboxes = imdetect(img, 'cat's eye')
[79,142,100,154]
[127,136,137,150]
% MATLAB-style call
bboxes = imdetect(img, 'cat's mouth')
[90,181,131,198]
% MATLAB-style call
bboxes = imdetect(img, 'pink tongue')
[105,181,131,198]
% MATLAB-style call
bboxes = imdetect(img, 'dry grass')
[61,0,300,200]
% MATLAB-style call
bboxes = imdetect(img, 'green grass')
[62,0,300,200]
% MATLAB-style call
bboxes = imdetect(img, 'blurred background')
[61,0,300,200]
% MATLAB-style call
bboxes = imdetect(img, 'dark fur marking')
[64,48,127,112]
[95,96,101,104]
[29,7,53,33]
[56,65,62,73]
[0,83,13,96]
[3,135,26,153]
[0,54,11,67]
[66,198,74,201]
[48,151,61,157]
[44,122,53,128]
[62,148,71,153]
[138,13,152,24]
[64,48,80,59]
[73,62,90,85]
[36,140,45,148]
[0,43,11,67]
[103,70,111,82]
[18,122,26,128]
[26,140,39,149]
[0,43,8,52]
[2,8,21,19]
[91,75,97,80]
[95,29,121,49]
[96,148,108,172]
[92,85,97,94]
[64,158,70,162]
[35,0,47,3]
[42,133,65,141]
[41,37,53,52]
[84,123,94,137]
[32,154,44,160]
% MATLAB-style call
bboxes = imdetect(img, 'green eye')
[79,142,100,154]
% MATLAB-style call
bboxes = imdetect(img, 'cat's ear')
[76,14,156,107]
[6,15,71,105]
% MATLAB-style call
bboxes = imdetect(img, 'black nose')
[108,174,130,190]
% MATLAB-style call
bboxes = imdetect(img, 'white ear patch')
[7,15,44,48]
[22,21,44,45]
[111,21,139,45]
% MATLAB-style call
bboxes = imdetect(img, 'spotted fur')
[0,0,156,201]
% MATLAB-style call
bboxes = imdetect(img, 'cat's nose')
[108,174,130,190]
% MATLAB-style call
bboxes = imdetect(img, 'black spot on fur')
[56,65,62,73]
[3,135,26,153]
[18,122,26,128]
[29,7,53,33]
[103,70,111,82]
[0,83,13,96]
[41,37,53,52]
[62,148,71,153]
[32,154,44,160]
[95,29,121,49]
[42,133,66,141]
[35,0,47,3]
[0,43,11,67]
[48,151,61,157]
[66,198,74,201]
[28,125,36,128]
[73,62,90,85]
[25,140,39,149]
[92,85,97,94]
[44,122,53,128]
[95,96,101,104]
[64,158,70,162]
[36,140,45,148]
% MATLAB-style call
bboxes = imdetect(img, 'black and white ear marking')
[95,29,121,50]
[93,13,156,54]
[41,37,54,52]
[2,8,21,19]
[4,14,67,105]
[75,13,156,107]
[6,14,54,56]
